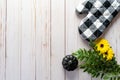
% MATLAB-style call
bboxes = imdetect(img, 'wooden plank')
[21,0,36,80]
[6,0,21,80]
[50,0,65,80]
[112,14,120,64]
[65,0,79,80]
[74,0,92,80]
[35,0,51,80]
[0,0,6,80]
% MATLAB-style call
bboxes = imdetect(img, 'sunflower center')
[100,44,104,48]
[105,52,108,55]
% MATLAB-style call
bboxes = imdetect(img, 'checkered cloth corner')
[76,0,120,41]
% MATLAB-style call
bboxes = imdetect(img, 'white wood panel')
[0,0,6,80]
[51,0,65,80]
[35,0,51,80]
[6,0,21,80]
[21,0,36,80]
[113,14,120,64]
[75,0,92,80]
[65,0,79,80]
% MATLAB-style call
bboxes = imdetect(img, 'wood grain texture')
[21,0,36,80]
[0,0,6,80]
[6,0,21,79]
[75,1,92,80]
[35,0,51,80]
[65,0,79,80]
[0,0,120,80]
[50,0,65,80]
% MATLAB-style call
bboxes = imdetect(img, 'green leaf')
[103,75,110,80]
[89,39,96,48]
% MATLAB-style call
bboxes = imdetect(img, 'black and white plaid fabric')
[76,0,120,41]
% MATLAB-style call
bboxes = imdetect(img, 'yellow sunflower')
[95,38,110,54]
[102,48,114,61]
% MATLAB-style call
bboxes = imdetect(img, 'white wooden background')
[0,0,120,80]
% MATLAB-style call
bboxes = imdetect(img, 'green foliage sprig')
[72,40,120,80]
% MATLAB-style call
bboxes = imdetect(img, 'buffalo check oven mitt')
[76,0,120,41]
